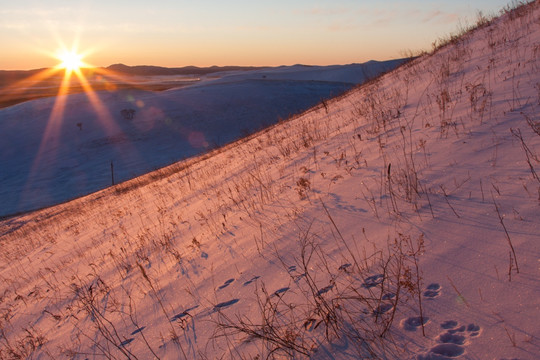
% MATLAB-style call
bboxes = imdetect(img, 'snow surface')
[0,3,539,359]
[0,61,404,217]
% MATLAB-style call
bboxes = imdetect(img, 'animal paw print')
[316,284,334,296]
[419,343,464,359]
[338,263,351,272]
[171,305,199,321]
[437,332,466,345]
[423,283,442,299]
[286,265,306,283]
[440,320,458,329]
[213,299,239,311]
[217,278,234,290]
[417,321,482,359]
[243,275,260,286]
[272,287,289,297]
[362,274,384,289]
[373,302,394,316]
[401,316,430,331]
[465,323,481,337]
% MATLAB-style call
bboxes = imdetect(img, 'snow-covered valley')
[0,60,404,217]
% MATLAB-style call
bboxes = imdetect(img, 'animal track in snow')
[296,274,307,282]
[441,320,458,329]
[362,274,384,288]
[243,276,260,286]
[171,305,199,321]
[217,278,235,290]
[437,332,466,345]
[422,343,465,358]
[287,265,307,282]
[131,326,146,335]
[316,284,334,296]
[448,325,466,334]
[465,323,481,337]
[328,193,367,214]
[120,338,134,346]
[423,283,442,299]
[213,298,239,311]
[335,203,368,214]
[338,263,351,272]
[373,302,394,316]
[273,287,290,297]
[401,316,429,331]
[417,321,482,359]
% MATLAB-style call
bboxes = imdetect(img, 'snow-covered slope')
[0,2,539,359]
[0,61,404,218]
[206,60,407,84]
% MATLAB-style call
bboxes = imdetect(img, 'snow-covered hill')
[0,2,539,359]
[0,61,404,217]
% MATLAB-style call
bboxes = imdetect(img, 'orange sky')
[0,0,510,70]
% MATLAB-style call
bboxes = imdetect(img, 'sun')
[57,50,84,72]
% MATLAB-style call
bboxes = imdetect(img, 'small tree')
[120,108,136,120]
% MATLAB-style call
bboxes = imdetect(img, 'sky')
[0,0,511,70]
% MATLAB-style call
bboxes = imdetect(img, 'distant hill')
[0,68,51,85]
[0,64,267,85]
[106,63,267,76]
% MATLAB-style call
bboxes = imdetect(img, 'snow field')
[0,2,539,359]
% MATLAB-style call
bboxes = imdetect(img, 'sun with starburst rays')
[14,40,132,186]
[57,49,85,73]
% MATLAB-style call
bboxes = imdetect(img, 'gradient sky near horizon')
[1,0,510,70]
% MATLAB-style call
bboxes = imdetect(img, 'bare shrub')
[217,207,427,359]
[296,177,311,200]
